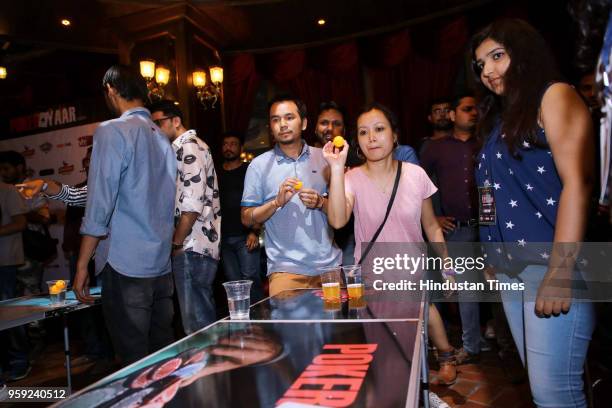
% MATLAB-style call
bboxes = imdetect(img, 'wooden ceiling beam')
[110,1,232,49]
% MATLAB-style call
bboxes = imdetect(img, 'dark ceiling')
[0,0,494,55]
[0,0,576,135]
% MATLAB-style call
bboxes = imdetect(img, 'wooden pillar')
[174,20,191,127]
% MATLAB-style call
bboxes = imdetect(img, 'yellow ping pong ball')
[332,136,345,148]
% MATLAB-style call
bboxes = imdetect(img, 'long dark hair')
[470,19,563,156]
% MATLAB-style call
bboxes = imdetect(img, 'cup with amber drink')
[343,265,364,299]
[318,266,342,302]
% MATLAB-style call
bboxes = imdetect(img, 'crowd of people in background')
[0,16,610,408]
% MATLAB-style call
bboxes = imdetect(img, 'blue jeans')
[445,225,481,354]
[221,235,263,302]
[0,266,30,370]
[172,251,218,334]
[499,265,595,408]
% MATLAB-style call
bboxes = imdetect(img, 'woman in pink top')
[323,103,458,385]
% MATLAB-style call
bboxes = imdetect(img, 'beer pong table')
[56,288,427,408]
[0,287,102,392]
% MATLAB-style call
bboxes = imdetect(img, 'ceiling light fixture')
[61,19,71,27]
[0,66,7,79]
[317,19,326,26]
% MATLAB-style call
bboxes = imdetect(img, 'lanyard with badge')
[478,131,498,226]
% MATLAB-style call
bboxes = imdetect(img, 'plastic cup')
[47,280,69,306]
[318,266,342,302]
[223,280,253,320]
[343,265,364,299]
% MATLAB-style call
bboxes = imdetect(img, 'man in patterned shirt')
[18,100,222,335]
[150,100,221,334]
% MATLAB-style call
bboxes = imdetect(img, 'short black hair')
[221,131,245,145]
[267,94,307,120]
[148,99,184,123]
[102,64,149,103]
[428,97,451,113]
[450,92,475,111]
[317,101,346,121]
[0,150,26,168]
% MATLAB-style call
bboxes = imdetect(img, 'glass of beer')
[343,265,364,299]
[318,266,342,302]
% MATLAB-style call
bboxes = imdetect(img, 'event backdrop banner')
[0,122,99,280]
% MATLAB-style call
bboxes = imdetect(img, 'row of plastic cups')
[319,264,363,302]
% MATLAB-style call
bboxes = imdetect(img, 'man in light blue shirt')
[75,65,177,365]
[241,96,341,296]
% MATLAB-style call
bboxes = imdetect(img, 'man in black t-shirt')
[218,132,263,301]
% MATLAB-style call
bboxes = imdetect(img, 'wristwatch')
[172,243,184,251]
[41,182,49,193]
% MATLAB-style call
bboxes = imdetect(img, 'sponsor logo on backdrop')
[39,142,53,153]
[58,162,74,175]
[21,146,35,157]
[78,135,93,147]
[9,106,78,134]
[56,142,72,148]
[39,168,54,177]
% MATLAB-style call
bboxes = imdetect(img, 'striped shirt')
[48,184,88,207]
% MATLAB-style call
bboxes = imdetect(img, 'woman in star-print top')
[471,20,595,407]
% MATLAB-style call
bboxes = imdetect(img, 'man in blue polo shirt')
[241,95,341,296]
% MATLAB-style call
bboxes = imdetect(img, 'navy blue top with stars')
[476,122,560,271]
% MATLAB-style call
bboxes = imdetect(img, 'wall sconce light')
[240,152,254,163]
[192,66,223,110]
[139,59,170,101]
[0,66,7,80]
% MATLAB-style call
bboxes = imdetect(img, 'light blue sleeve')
[241,160,264,207]
[80,123,126,237]
[393,145,419,165]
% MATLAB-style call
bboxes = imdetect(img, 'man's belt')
[455,219,478,227]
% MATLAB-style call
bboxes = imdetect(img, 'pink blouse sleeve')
[344,170,355,197]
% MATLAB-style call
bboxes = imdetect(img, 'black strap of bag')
[358,161,402,265]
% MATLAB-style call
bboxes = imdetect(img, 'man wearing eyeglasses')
[150,99,221,334]
[17,98,221,337]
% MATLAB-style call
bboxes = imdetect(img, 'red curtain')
[223,17,469,146]
[223,53,260,133]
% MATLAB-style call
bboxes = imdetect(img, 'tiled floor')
[429,351,535,407]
